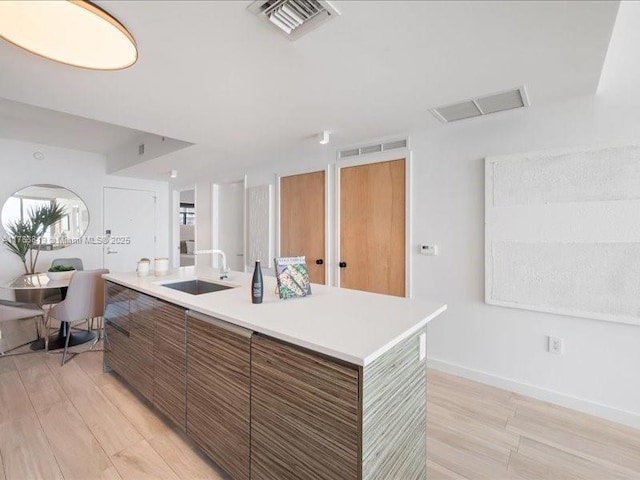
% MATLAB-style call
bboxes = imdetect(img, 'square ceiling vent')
[430,87,529,124]
[248,0,340,40]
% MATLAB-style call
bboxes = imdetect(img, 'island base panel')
[250,334,360,480]
[362,327,427,479]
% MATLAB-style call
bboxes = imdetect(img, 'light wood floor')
[427,369,640,480]
[0,332,639,479]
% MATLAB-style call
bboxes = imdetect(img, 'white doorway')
[103,187,156,273]
[177,188,196,267]
[213,179,246,272]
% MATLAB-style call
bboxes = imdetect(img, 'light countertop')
[103,266,446,366]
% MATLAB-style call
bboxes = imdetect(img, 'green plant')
[3,201,66,274]
[48,265,75,273]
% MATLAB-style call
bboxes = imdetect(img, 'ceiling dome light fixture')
[0,0,137,70]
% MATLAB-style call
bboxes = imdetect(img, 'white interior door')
[214,181,245,272]
[103,187,156,273]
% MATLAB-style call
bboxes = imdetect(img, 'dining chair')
[0,300,45,356]
[42,257,85,309]
[45,269,109,365]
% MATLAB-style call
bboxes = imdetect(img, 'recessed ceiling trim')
[430,86,529,124]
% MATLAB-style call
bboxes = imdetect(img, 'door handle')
[316,259,324,265]
[339,261,347,268]
[106,247,118,255]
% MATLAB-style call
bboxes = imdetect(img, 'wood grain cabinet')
[251,329,427,480]
[104,285,156,402]
[104,284,187,423]
[128,290,155,401]
[186,312,252,480]
[105,283,427,480]
[103,281,131,380]
[250,335,361,480]
[154,301,187,429]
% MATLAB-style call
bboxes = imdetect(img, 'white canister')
[136,259,150,277]
[154,257,169,276]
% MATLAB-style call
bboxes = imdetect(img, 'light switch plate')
[420,245,438,256]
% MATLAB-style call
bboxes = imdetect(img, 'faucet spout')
[193,249,230,279]
[214,250,230,279]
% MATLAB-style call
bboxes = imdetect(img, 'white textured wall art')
[247,185,272,267]
[486,145,640,325]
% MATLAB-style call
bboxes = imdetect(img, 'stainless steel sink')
[161,280,232,295]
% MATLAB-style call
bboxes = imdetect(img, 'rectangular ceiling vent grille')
[247,0,340,40]
[430,87,528,124]
[338,139,408,160]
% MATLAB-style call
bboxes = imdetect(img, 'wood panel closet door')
[154,301,187,429]
[340,159,406,297]
[280,171,326,284]
[251,335,360,480]
[187,314,251,480]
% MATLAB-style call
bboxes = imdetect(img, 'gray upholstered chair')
[42,258,85,308]
[0,300,44,355]
[45,269,108,365]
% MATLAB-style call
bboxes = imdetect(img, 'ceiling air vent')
[338,138,408,160]
[248,0,340,40]
[430,87,528,124]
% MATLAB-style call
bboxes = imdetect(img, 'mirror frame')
[1,184,90,251]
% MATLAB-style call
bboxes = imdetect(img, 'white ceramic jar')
[136,259,150,277]
[154,257,169,276]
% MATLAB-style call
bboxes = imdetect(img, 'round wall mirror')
[1,184,90,250]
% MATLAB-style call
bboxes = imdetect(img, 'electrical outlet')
[548,336,563,355]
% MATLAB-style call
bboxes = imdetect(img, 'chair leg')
[44,310,52,352]
[61,324,72,366]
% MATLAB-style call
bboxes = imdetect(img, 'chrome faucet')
[193,249,230,280]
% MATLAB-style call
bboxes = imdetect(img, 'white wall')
[416,94,640,427]
[0,139,169,300]
[182,93,640,427]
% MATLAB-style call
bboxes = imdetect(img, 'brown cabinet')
[154,301,187,429]
[250,335,360,480]
[129,290,155,401]
[104,283,186,423]
[104,285,155,401]
[105,283,427,480]
[104,281,131,380]
[186,312,251,480]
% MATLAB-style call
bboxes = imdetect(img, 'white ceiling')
[0,1,620,179]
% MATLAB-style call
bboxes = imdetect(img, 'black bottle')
[252,260,263,304]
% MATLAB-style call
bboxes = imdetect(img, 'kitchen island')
[103,266,446,480]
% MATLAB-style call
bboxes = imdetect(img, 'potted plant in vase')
[3,201,66,275]
[46,264,76,281]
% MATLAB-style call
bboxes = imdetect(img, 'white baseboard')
[427,357,640,430]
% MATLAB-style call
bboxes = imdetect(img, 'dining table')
[4,273,96,351]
